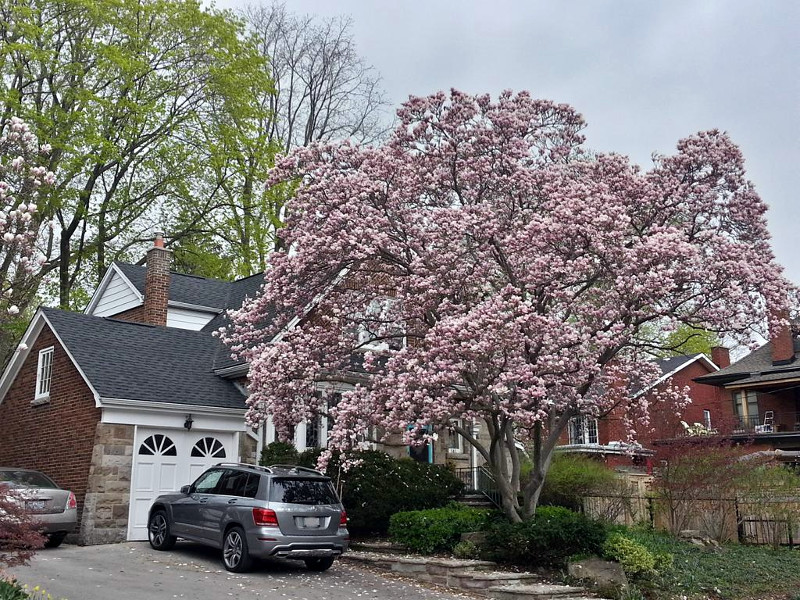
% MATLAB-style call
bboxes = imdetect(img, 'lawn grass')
[623,529,800,600]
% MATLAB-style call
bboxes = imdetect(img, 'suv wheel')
[305,557,335,572]
[222,526,252,572]
[148,510,176,550]
[44,532,67,548]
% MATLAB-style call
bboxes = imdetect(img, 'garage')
[128,427,236,541]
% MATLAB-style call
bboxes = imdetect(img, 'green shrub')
[603,532,656,578]
[297,447,324,469]
[333,451,465,535]
[259,441,299,466]
[0,579,27,600]
[388,505,492,554]
[482,506,607,567]
[453,540,480,559]
[539,454,622,511]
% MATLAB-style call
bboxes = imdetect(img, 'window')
[35,347,54,400]
[306,416,322,449]
[355,298,405,352]
[733,390,759,425]
[138,434,177,456]
[269,478,338,505]
[703,410,712,429]
[192,469,224,494]
[568,416,599,445]
[447,419,465,454]
[191,437,226,458]
[218,471,260,499]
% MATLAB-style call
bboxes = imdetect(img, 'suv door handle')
[199,498,209,504]
[227,499,237,504]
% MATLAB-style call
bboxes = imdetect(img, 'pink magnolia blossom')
[223,90,794,522]
[0,117,54,322]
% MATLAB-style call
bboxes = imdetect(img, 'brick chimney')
[710,346,730,369]
[143,233,172,326]
[771,308,795,366]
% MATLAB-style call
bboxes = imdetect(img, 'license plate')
[301,517,321,528]
[26,500,46,512]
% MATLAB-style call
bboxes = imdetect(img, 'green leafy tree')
[660,324,721,357]
[0,0,272,307]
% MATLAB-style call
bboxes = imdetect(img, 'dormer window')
[35,347,54,402]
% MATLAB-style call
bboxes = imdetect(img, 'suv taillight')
[67,492,77,510]
[339,510,348,527]
[253,508,279,527]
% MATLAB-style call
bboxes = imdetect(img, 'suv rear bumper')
[248,531,349,560]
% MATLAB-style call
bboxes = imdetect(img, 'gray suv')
[147,463,349,572]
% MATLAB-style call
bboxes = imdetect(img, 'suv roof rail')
[268,464,324,475]
[215,462,273,473]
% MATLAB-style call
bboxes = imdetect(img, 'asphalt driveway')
[9,542,474,600]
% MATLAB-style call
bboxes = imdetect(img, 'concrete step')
[449,570,540,591]
[486,583,591,600]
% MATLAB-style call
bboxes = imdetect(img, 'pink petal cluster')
[0,118,54,320]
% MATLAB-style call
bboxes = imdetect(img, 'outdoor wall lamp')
[184,414,194,431]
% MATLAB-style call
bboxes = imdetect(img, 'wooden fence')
[582,494,800,547]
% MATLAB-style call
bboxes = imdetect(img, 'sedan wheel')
[222,526,252,573]
[148,510,176,550]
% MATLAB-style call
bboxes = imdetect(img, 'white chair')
[754,411,774,433]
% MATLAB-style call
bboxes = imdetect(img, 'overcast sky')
[219,0,799,282]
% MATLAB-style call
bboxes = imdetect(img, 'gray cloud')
[219,0,800,281]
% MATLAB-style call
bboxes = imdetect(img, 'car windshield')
[0,470,58,488]
[269,478,338,505]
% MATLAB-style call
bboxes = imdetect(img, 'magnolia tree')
[223,90,793,522]
[0,118,53,326]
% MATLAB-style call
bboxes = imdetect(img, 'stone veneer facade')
[79,423,135,544]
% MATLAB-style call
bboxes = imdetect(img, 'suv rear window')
[269,478,338,505]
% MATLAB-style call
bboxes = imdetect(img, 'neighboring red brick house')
[694,321,800,453]
[558,352,728,468]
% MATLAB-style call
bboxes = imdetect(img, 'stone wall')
[79,423,135,545]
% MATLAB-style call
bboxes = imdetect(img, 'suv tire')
[148,510,177,550]
[45,532,67,548]
[222,526,252,572]
[305,557,335,572]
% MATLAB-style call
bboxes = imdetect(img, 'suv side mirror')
[180,485,191,495]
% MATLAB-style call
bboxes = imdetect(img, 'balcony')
[726,412,800,436]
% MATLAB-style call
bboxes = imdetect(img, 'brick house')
[558,352,729,468]
[0,238,264,544]
[693,319,800,452]
[0,237,474,545]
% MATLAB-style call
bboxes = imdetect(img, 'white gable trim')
[0,310,102,407]
[632,354,720,399]
[85,263,143,315]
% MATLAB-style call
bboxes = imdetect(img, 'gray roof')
[695,339,800,387]
[112,262,279,371]
[42,308,246,409]
[114,262,239,310]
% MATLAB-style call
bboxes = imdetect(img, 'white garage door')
[128,428,236,541]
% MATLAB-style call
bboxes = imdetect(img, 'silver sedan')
[0,468,77,547]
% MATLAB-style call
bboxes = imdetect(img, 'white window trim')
[33,346,54,404]
[568,415,599,445]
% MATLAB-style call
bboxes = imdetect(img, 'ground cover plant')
[618,527,800,600]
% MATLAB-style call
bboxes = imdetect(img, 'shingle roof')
[42,308,246,409]
[628,353,707,396]
[695,339,800,387]
[114,262,234,310]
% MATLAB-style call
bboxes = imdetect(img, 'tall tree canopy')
[174,1,389,278]
[0,0,271,307]
[225,90,793,522]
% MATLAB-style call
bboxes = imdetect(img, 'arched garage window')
[191,437,226,458]
[139,434,177,456]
